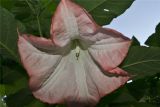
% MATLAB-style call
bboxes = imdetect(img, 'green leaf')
[158,77,160,95]
[5,88,34,107]
[5,88,57,107]
[25,100,47,107]
[109,102,155,107]
[0,85,7,107]
[145,23,160,47]
[53,0,135,25]
[13,0,56,37]
[39,0,57,37]
[0,55,28,96]
[0,0,14,11]
[1,0,135,36]
[96,87,137,107]
[74,0,135,25]
[0,6,25,61]
[96,87,124,107]
[11,1,31,20]
[0,96,7,107]
[0,85,5,94]
[110,87,137,103]
[131,36,141,46]
[127,79,149,101]
[120,46,160,80]
[0,15,28,100]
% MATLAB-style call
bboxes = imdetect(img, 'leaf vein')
[122,60,160,68]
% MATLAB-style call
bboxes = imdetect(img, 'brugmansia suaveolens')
[18,0,131,106]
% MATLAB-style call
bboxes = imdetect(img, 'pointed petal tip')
[17,34,25,44]
[50,0,98,47]
[17,0,132,106]
[16,27,20,32]
[108,67,129,76]
[17,27,22,39]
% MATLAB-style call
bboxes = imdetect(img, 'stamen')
[75,45,80,60]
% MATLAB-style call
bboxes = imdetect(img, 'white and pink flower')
[18,0,131,107]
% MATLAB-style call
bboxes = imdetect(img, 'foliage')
[74,0,135,25]
[145,23,160,47]
[0,0,160,107]
[0,6,25,61]
[121,46,160,80]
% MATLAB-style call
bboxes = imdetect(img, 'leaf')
[145,74,160,105]
[96,87,137,107]
[127,79,149,101]
[0,6,25,61]
[11,1,32,20]
[74,0,135,25]
[0,11,27,97]
[0,85,7,107]
[0,96,7,107]
[0,55,28,96]
[131,36,141,46]
[1,56,57,106]
[3,68,27,95]
[5,88,34,107]
[158,77,160,95]
[0,0,14,11]
[96,87,124,107]
[109,102,155,107]
[39,1,57,37]
[1,0,135,35]
[120,46,160,80]
[25,100,47,107]
[110,87,137,103]
[145,23,160,47]
[5,88,56,107]
[15,0,56,37]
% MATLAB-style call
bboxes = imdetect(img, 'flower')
[18,0,131,107]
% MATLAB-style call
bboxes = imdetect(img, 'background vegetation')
[0,0,160,107]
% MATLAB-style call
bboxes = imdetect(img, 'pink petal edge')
[17,0,131,107]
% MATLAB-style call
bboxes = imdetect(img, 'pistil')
[74,40,80,60]
[75,45,80,60]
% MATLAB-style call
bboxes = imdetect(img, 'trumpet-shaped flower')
[18,0,131,107]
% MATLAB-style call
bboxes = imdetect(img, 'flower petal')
[87,28,131,75]
[81,51,129,103]
[32,53,78,105]
[22,35,54,51]
[29,48,129,107]
[17,0,131,106]
[50,0,98,47]
[18,36,63,91]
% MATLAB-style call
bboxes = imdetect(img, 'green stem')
[36,15,43,37]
